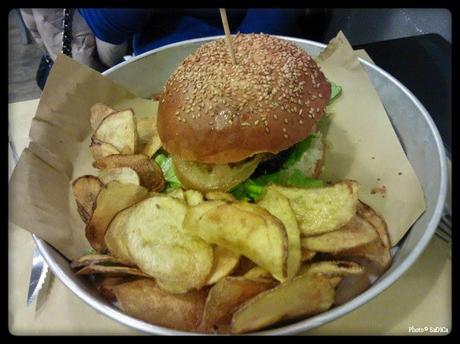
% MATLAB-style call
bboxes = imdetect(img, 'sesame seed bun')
[157,33,331,164]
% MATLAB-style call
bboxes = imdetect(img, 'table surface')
[8,98,451,334]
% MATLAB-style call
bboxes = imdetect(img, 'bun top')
[157,33,331,164]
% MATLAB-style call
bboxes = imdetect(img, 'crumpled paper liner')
[9,32,425,260]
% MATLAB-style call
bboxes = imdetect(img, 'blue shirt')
[79,9,304,56]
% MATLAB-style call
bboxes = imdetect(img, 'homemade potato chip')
[137,116,161,158]
[206,246,240,285]
[335,202,392,272]
[243,266,272,281]
[113,279,208,332]
[272,180,359,236]
[357,201,390,249]
[184,201,289,282]
[204,191,236,202]
[258,186,301,279]
[184,189,204,206]
[136,116,162,158]
[71,175,104,223]
[141,136,162,158]
[301,215,379,253]
[93,154,165,192]
[231,272,335,333]
[301,260,364,277]
[230,257,257,277]
[70,253,135,268]
[90,103,116,131]
[75,265,150,278]
[301,249,316,263]
[85,181,148,251]
[89,138,120,160]
[97,276,128,302]
[339,241,391,273]
[105,196,214,293]
[200,276,275,333]
[167,188,185,201]
[334,272,371,306]
[136,117,156,143]
[98,167,140,186]
[93,109,138,154]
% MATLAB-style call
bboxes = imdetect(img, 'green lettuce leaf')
[282,133,319,169]
[154,152,182,192]
[329,81,342,103]
[230,133,324,201]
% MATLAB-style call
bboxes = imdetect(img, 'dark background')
[298,8,452,155]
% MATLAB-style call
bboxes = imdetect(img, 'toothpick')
[219,8,237,65]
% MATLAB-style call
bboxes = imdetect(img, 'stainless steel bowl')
[34,36,447,335]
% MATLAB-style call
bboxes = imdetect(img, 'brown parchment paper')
[9,54,158,259]
[316,32,425,245]
[9,33,425,260]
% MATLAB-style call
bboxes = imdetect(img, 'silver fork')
[436,210,452,244]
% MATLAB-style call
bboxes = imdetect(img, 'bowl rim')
[34,34,447,335]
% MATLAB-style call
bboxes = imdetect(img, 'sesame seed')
[299,119,303,124]
[164,34,327,130]
[265,127,270,133]
[284,118,289,124]
[241,122,251,127]
[283,133,289,139]
[282,128,287,132]
[254,120,260,125]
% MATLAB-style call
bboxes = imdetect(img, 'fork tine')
[437,226,451,239]
[435,230,451,244]
[439,217,452,236]
[442,215,452,228]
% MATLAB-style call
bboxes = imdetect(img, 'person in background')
[21,8,305,89]
[19,8,125,89]
[79,8,305,61]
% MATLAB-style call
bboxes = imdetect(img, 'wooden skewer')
[219,8,237,65]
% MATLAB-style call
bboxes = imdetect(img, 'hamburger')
[156,33,340,198]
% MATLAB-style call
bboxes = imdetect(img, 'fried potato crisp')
[206,246,240,285]
[89,138,120,160]
[70,253,135,269]
[98,167,140,186]
[184,201,289,282]
[272,180,359,236]
[200,276,275,333]
[258,186,301,279]
[136,116,162,158]
[75,265,150,278]
[113,279,208,332]
[231,273,335,333]
[90,103,116,131]
[301,215,379,253]
[72,175,104,223]
[93,154,165,192]
[105,196,214,294]
[184,189,204,206]
[85,181,148,251]
[93,109,138,155]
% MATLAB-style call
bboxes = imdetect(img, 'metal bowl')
[34,36,447,335]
